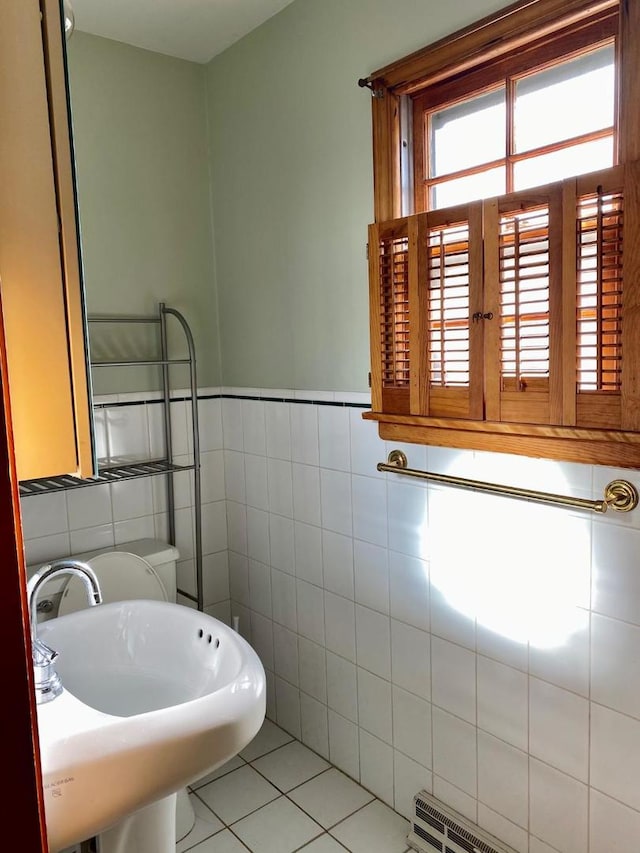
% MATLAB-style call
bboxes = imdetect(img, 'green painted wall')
[66,33,219,393]
[206,0,513,391]
[66,1,517,395]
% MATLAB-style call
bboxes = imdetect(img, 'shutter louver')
[379,233,410,388]
[428,223,471,388]
[576,188,623,393]
[499,207,550,391]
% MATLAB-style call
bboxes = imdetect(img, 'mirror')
[63,11,220,398]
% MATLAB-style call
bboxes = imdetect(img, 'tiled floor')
[178,719,412,853]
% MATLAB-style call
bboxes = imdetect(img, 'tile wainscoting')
[20,386,640,853]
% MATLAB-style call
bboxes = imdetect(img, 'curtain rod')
[357,77,385,98]
[378,449,638,515]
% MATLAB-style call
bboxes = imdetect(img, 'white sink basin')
[37,600,266,853]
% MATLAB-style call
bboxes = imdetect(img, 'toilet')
[33,537,196,845]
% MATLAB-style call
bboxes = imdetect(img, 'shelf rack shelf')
[18,302,204,611]
[19,459,195,495]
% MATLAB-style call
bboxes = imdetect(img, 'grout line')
[181,723,411,853]
[282,779,375,833]
[289,827,327,852]
[289,831,334,852]
[247,756,331,797]
[176,792,228,851]
[188,789,228,826]
[189,756,248,790]
[225,824,253,851]
[190,785,280,831]
[240,738,295,764]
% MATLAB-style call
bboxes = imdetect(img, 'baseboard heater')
[408,790,518,853]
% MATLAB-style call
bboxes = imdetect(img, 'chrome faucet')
[27,559,102,704]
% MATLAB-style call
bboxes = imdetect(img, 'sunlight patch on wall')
[427,456,591,649]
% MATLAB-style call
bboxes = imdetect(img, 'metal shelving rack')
[19,302,204,611]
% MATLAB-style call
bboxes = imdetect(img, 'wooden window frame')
[413,15,618,211]
[365,0,640,223]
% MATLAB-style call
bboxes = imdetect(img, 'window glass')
[514,45,615,153]
[431,167,505,209]
[513,137,613,190]
[430,88,505,177]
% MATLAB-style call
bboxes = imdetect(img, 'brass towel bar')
[378,450,639,515]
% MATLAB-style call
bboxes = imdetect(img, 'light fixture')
[63,0,75,39]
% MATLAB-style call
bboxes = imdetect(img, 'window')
[363,0,640,468]
[419,42,616,209]
[365,0,639,223]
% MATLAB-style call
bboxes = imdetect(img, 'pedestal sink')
[36,600,266,853]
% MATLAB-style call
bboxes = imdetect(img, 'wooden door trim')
[0,287,48,849]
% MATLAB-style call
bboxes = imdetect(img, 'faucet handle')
[31,637,62,700]
[32,637,58,667]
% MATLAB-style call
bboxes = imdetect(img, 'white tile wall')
[590,788,640,853]
[269,514,294,575]
[477,731,529,829]
[354,539,389,614]
[390,620,431,700]
[326,652,358,722]
[322,529,354,599]
[22,388,640,853]
[357,668,392,742]
[295,522,323,586]
[300,691,330,759]
[324,591,356,661]
[389,550,429,630]
[529,759,589,853]
[359,729,394,805]
[267,458,293,517]
[328,709,360,780]
[274,623,299,686]
[292,463,322,526]
[271,568,297,631]
[356,604,391,679]
[529,677,589,782]
[432,706,477,797]
[477,655,528,751]
[219,388,640,853]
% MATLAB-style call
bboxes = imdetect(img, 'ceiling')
[69,0,297,64]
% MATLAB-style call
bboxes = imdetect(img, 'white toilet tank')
[28,537,180,619]
[69,537,180,606]
[96,538,180,604]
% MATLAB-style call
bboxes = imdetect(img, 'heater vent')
[408,791,518,853]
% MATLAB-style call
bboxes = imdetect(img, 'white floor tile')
[298,836,349,851]
[240,718,294,762]
[196,765,280,824]
[179,721,415,853]
[330,800,410,853]
[251,740,329,792]
[231,796,323,852]
[288,768,374,828]
[186,829,249,851]
[177,794,224,852]
[191,755,246,789]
